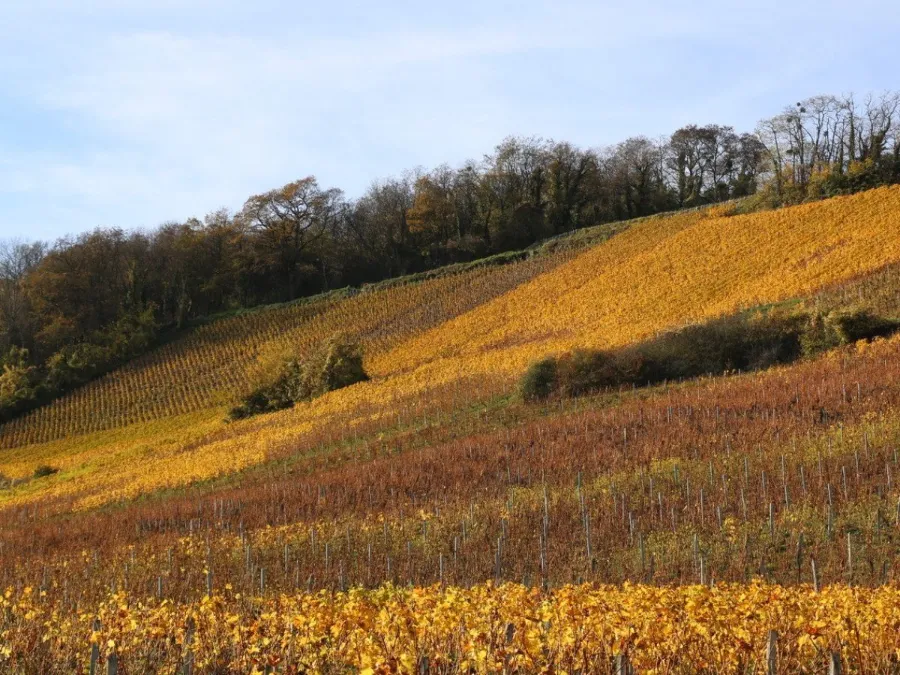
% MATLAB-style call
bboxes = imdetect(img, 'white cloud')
[1,0,899,238]
[12,27,546,219]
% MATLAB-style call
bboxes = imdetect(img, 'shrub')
[799,312,841,357]
[518,308,871,402]
[227,389,274,420]
[799,308,899,357]
[0,363,37,408]
[309,338,369,397]
[637,313,803,381]
[519,358,558,402]
[0,347,40,422]
[33,465,59,479]
[827,308,898,344]
[229,335,369,420]
[556,349,637,397]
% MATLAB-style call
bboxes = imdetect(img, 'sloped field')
[4,189,900,672]
[0,249,572,449]
[4,188,900,511]
[381,186,900,385]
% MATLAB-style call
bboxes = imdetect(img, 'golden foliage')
[0,253,568,449]
[380,186,900,388]
[5,188,900,514]
[3,582,900,673]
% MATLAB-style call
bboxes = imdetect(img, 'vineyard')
[4,188,900,671]
[0,248,576,448]
[4,583,900,673]
[380,185,900,382]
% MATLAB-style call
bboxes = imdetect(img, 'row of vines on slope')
[3,582,900,673]
[0,250,573,448]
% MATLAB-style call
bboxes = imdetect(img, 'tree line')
[1,91,898,420]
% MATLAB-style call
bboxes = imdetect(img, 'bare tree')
[862,92,900,161]
[544,141,597,234]
[756,91,900,200]
[239,177,343,298]
[0,239,46,352]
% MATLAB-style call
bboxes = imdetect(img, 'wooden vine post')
[766,630,778,675]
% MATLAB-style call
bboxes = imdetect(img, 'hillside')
[0,247,574,448]
[4,188,900,671]
[3,187,900,510]
[381,186,900,380]
[10,186,899,456]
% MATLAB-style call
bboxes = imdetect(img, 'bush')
[799,312,840,357]
[227,389,273,420]
[0,347,40,422]
[229,335,369,420]
[33,465,59,479]
[636,313,803,382]
[555,349,644,397]
[519,307,886,402]
[311,338,369,397]
[800,308,899,357]
[520,358,558,402]
[827,308,898,344]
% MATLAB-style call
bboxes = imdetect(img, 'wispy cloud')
[1,0,898,239]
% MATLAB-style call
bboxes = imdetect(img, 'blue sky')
[1,0,898,241]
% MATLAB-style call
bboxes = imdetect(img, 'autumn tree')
[239,177,344,300]
[544,142,597,234]
[407,166,459,242]
[342,176,415,280]
[25,229,151,356]
[0,239,45,354]
[2,90,897,423]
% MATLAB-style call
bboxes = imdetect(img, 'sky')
[0,0,898,241]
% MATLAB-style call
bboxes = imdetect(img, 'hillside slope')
[5,189,900,671]
[0,247,575,448]
[3,188,900,512]
[381,186,900,383]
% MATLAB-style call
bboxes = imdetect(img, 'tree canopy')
[2,90,898,421]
